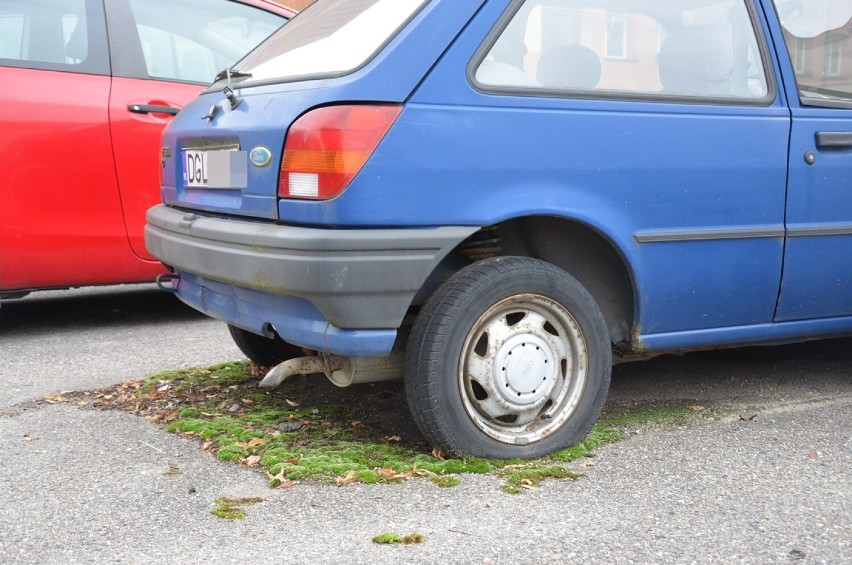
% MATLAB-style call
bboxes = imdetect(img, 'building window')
[606,14,626,59]
[794,38,807,74]
[825,34,843,77]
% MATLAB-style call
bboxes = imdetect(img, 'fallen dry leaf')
[245,455,261,467]
[807,450,818,460]
[379,435,402,444]
[284,399,299,407]
[336,470,359,485]
[43,394,69,404]
[430,448,446,460]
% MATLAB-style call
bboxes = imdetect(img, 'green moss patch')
[429,475,461,488]
[600,402,716,430]
[500,465,580,494]
[211,496,262,520]
[56,361,711,492]
[372,532,426,545]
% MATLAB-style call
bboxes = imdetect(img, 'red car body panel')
[0,68,142,289]
[0,0,295,293]
[108,77,206,263]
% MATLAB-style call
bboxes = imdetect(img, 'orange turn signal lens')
[279,104,402,200]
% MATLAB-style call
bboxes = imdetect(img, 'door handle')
[128,104,180,115]
[815,131,852,149]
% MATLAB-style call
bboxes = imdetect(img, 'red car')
[0,0,294,300]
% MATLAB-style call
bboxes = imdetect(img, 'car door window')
[475,0,770,103]
[771,0,852,108]
[0,0,108,74]
[126,0,286,84]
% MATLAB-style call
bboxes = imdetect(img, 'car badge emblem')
[249,146,273,167]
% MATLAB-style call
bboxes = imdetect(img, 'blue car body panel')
[175,271,398,356]
[147,0,852,357]
[160,0,487,221]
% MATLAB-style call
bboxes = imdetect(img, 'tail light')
[279,104,402,200]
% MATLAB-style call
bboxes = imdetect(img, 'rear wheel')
[405,256,611,459]
[227,325,305,367]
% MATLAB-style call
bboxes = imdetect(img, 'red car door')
[0,0,139,290]
[104,0,290,262]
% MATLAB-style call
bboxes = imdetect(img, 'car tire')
[227,324,306,367]
[405,256,612,459]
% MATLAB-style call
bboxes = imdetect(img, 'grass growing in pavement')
[600,403,715,429]
[211,496,262,520]
[53,361,711,493]
[372,532,426,545]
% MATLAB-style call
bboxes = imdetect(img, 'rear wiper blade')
[213,68,253,82]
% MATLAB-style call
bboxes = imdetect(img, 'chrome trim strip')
[634,227,784,244]
[787,225,852,237]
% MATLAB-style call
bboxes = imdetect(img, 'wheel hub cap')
[494,334,555,407]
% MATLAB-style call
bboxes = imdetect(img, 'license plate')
[183,148,247,189]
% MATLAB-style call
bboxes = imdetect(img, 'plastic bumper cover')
[144,204,478,356]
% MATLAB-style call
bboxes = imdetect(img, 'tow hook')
[259,350,405,389]
[155,273,179,293]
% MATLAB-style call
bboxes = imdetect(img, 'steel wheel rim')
[458,293,588,446]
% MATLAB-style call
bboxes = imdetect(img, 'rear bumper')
[144,204,478,355]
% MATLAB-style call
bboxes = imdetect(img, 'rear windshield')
[232,0,428,84]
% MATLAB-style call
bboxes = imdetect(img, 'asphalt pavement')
[1,286,850,563]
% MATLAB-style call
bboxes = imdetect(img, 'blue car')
[146,0,852,459]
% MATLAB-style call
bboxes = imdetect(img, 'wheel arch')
[418,215,636,347]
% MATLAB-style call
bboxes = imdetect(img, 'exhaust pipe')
[259,350,405,389]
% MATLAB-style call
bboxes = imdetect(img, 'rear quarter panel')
[282,0,792,336]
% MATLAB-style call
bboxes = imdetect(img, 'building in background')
[287,0,314,10]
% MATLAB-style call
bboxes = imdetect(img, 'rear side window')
[475,0,770,102]
[771,0,852,108]
[127,0,287,84]
[0,0,108,74]
[235,0,428,84]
